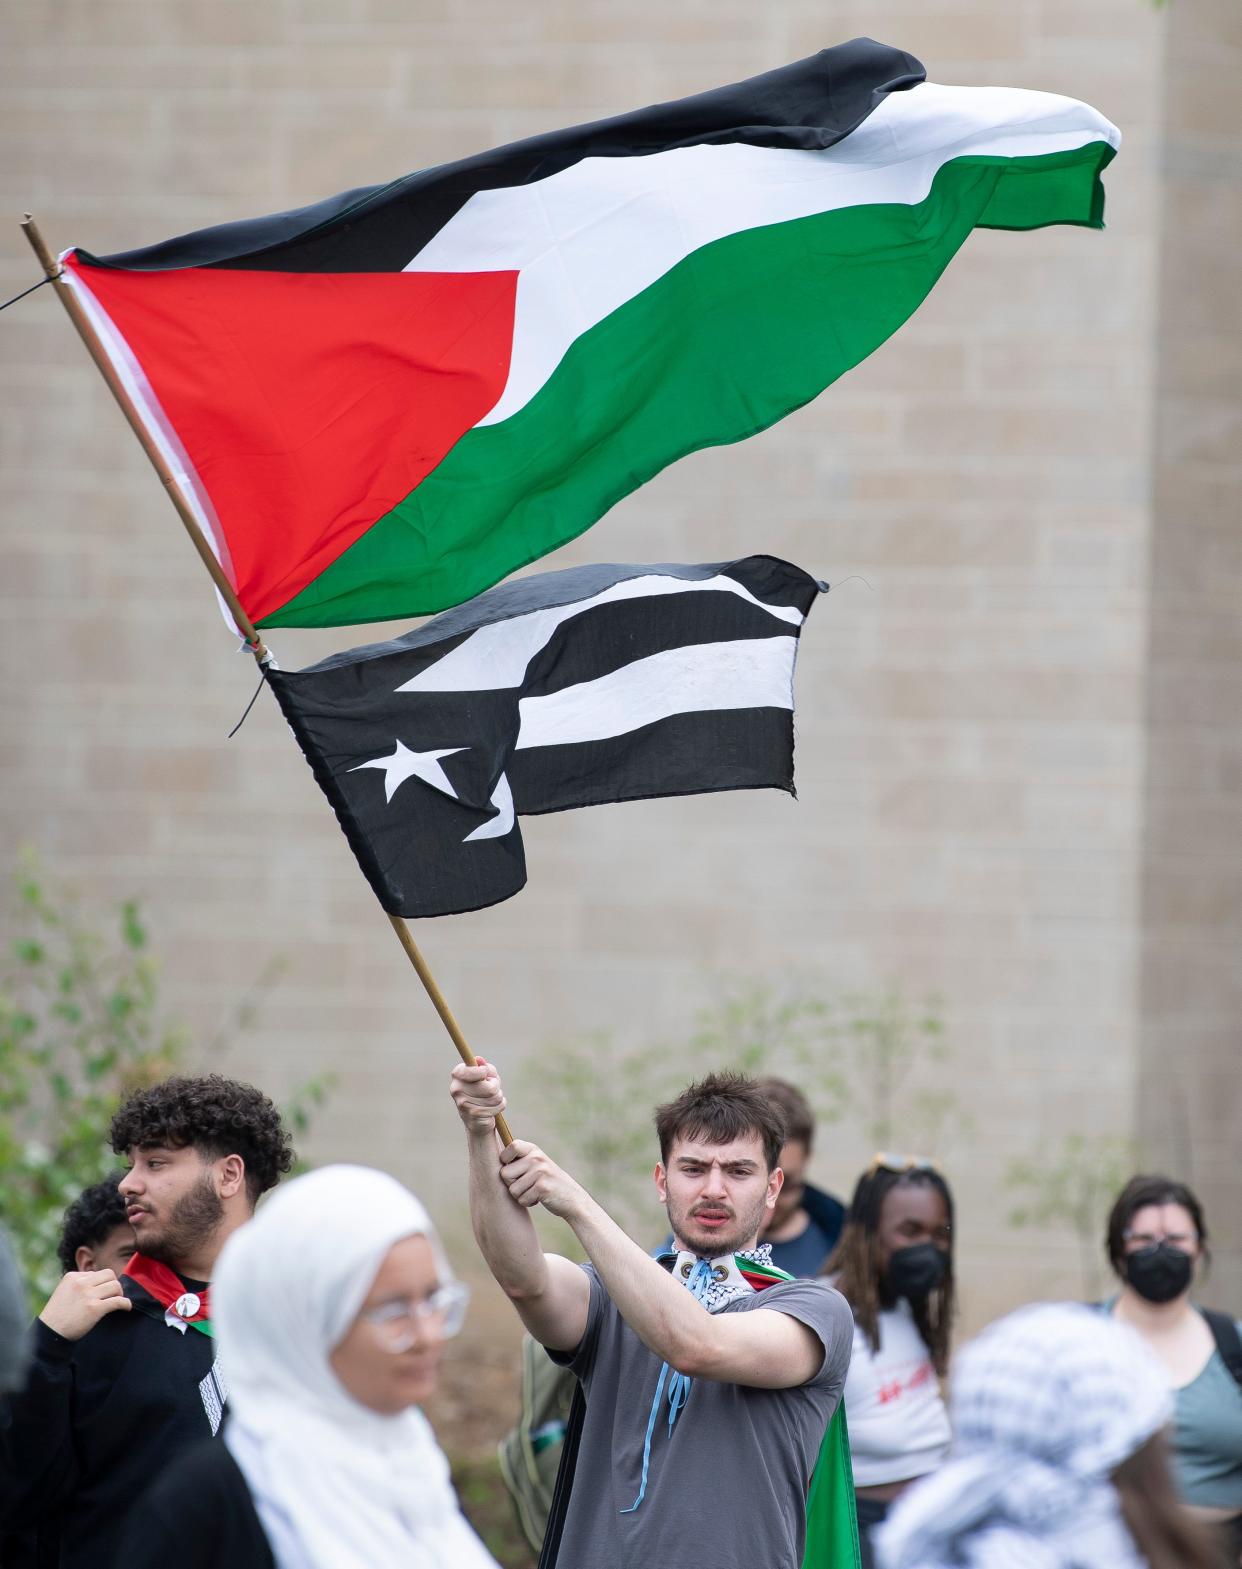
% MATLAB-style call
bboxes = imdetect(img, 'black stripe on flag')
[518,594,797,699]
[81,40,923,274]
[266,555,826,918]
[509,708,796,816]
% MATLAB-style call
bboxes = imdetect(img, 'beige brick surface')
[2,0,1237,1353]
[1135,0,1242,1312]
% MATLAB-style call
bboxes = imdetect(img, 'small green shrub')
[0,857,187,1307]
[0,855,330,1308]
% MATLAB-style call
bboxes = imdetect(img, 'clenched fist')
[39,1270,132,1341]
[450,1058,508,1140]
[498,1139,586,1221]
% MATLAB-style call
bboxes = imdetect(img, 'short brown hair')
[757,1077,815,1152]
[654,1071,786,1172]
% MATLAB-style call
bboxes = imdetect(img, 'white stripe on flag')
[60,262,239,632]
[396,573,804,695]
[514,636,798,751]
[406,82,1120,426]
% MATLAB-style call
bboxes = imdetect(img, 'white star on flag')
[269,556,824,918]
[349,741,463,804]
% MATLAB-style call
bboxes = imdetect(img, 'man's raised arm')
[456,1063,835,1391]
[449,1060,589,1353]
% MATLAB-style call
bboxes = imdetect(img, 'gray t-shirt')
[548,1264,853,1568]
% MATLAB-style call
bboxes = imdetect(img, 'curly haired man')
[1,1075,293,1569]
[56,1173,135,1277]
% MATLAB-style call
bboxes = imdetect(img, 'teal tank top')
[1172,1332,1242,1511]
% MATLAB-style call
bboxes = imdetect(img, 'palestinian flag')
[61,39,1119,631]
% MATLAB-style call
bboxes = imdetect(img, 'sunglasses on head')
[865,1152,941,1177]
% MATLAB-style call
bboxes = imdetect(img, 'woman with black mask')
[1104,1174,1242,1562]
[821,1156,955,1569]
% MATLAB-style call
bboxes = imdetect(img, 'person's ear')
[654,1163,668,1203]
[74,1244,96,1272]
[218,1153,247,1202]
[766,1167,785,1211]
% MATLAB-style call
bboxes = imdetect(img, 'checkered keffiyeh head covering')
[876,1303,1173,1569]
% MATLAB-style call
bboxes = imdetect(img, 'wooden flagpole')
[20,215,270,661]
[387,915,514,1146]
[20,213,515,1148]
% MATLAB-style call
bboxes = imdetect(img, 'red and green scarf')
[658,1243,795,1310]
[123,1254,213,1337]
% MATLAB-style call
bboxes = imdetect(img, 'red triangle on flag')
[69,255,519,625]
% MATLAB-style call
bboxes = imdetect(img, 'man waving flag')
[59,40,1118,629]
[266,556,824,917]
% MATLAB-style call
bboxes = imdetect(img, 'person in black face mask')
[1103,1175,1242,1564]
[820,1157,956,1569]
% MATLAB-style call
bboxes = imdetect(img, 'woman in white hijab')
[121,1164,500,1569]
[874,1302,1220,1569]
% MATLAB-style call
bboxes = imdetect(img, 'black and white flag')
[266,556,826,918]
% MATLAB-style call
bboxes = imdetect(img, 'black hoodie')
[0,1270,224,1568]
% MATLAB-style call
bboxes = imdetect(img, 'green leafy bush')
[0,856,329,1309]
[0,859,187,1307]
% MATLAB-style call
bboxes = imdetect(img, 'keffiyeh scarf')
[659,1243,793,1312]
[875,1303,1172,1569]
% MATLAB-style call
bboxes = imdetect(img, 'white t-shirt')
[843,1296,951,1486]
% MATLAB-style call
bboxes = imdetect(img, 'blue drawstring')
[621,1258,714,1513]
[619,1362,669,1514]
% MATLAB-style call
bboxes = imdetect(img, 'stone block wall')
[1139,0,1242,1307]
[2,1,1234,1336]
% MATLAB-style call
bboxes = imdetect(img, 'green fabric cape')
[802,1405,861,1568]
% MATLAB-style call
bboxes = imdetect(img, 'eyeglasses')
[866,1152,941,1177]
[1122,1229,1198,1253]
[359,1282,470,1352]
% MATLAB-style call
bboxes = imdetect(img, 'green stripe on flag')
[266,142,1114,629]
[742,1259,796,1281]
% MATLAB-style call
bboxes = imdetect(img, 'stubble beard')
[667,1191,770,1260]
[138,1173,225,1271]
